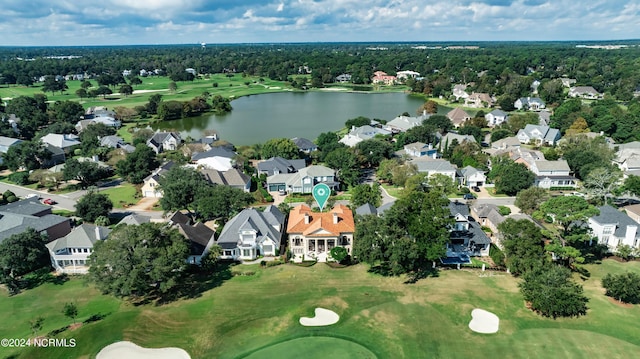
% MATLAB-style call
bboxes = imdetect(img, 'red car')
[43,198,56,205]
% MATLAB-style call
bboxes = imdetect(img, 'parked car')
[25,193,40,199]
[43,198,56,205]
[463,193,475,200]
[472,186,481,193]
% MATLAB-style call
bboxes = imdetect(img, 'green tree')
[515,187,550,215]
[622,175,640,197]
[583,166,622,204]
[329,246,349,263]
[539,196,599,237]
[78,123,116,155]
[488,158,534,196]
[168,81,177,92]
[354,139,393,167]
[344,116,371,129]
[49,100,84,124]
[80,80,92,90]
[194,185,254,222]
[156,100,183,121]
[129,77,142,87]
[559,133,614,179]
[519,265,588,319]
[119,84,133,97]
[62,302,78,324]
[62,158,112,188]
[211,95,232,113]
[146,94,163,114]
[261,138,300,159]
[499,218,546,276]
[116,144,159,184]
[427,173,457,195]
[158,166,210,213]
[96,86,112,98]
[88,223,190,299]
[75,88,87,99]
[0,228,50,294]
[75,190,113,223]
[324,147,360,188]
[351,183,382,207]
[2,140,51,171]
[602,272,640,304]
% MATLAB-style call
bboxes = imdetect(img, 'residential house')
[514,97,546,111]
[257,157,306,176]
[169,212,217,264]
[483,136,521,157]
[339,125,391,147]
[41,144,66,168]
[470,203,505,236]
[569,86,602,99]
[447,108,471,128]
[147,131,182,154]
[458,166,486,188]
[266,165,338,193]
[410,158,457,181]
[0,198,71,243]
[291,137,317,153]
[531,79,541,94]
[589,205,640,251]
[465,92,494,108]
[446,201,491,258]
[141,161,175,198]
[335,74,352,83]
[287,204,355,262]
[384,113,429,133]
[75,117,121,132]
[40,133,81,154]
[190,146,236,171]
[404,142,438,158]
[452,84,469,101]
[84,106,117,120]
[118,213,151,226]
[530,160,577,189]
[185,68,197,76]
[516,124,561,146]
[508,147,546,169]
[538,110,552,126]
[613,146,640,177]
[439,132,477,151]
[396,70,421,80]
[217,206,285,261]
[46,224,110,274]
[371,71,396,85]
[622,204,640,224]
[485,109,508,127]
[199,167,251,193]
[354,202,397,217]
[0,136,22,154]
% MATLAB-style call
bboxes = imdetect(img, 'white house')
[514,97,546,111]
[589,205,640,251]
[396,70,421,80]
[216,206,285,261]
[266,165,338,194]
[385,113,429,133]
[530,160,577,189]
[459,166,486,188]
[452,84,469,101]
[485,109,508,127]
[147,131,182,154]
[404,142,438,158]
[569,86,602,99]
[339,125,391,147]
[517,124,561,146]
[410,158,457,181]
[46,224,110,274]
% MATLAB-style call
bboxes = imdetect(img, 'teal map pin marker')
[312,183,331,211]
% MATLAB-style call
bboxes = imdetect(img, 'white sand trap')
[299,308,340,326]
[469,309,500,334]
[97,341,191,359]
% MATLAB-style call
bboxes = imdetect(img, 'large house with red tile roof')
[287,204,355,262]
[371,71,397,85]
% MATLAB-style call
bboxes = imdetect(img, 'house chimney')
[95,226,102,240]
[304,213,310,224]
[351,125,356,132]
[333,212,339,224]
[624,225,637,246]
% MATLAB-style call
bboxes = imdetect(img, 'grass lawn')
[380,184,403,198]
[3,260,640,359]
[99,183,139,208]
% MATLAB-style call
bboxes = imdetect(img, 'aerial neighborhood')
[1,42,640,358]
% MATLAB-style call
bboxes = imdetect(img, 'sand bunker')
[469,309,499,334]
[97,341,191,359]
[299,308,340,326]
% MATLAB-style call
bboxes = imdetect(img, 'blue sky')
[1,0,639,46]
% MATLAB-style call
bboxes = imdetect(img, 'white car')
[25,193,40,199]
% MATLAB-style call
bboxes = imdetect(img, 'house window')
[294,237,302,246]
[328,240,335,250]
[308,240,316,251]
[263,245,273,254]
[340,236,350,246]
[243,249,251,257]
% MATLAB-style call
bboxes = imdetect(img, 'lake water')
[152,91,427,146]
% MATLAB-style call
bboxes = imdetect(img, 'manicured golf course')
[1,259,639,358]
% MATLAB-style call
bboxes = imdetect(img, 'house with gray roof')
[0,198,71,243]
[199,167,251,192]
[267,165,338,193]
[446,201,491,259]
[257,157,306,176]
[404,142,438,158]
[118,214,151,226]
[291,137,317,153]
[517,124,561,146]
[410,158,457,181]
[0,136,22,154]
[569,86,602,99]
[458,166,486,188]
[141,161,176,197]
[339,125,391,147]
[169,212,217,265]
[40,133,81,153]
[46,224,110,274]
[147,131,181,154]
[589,205,640,251]
[216,206,285,261]
[190,146,236,171]
[514,97,546,111]
[384,113,429,133]
[439,132,477,151]
[485,109,508,127]
[530,160,577,189]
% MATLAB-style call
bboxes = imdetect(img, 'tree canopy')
[488,158,534,196]
[498,218,546,276]
[116,144,159,184]
[75,190,114,223]
[602,272,640,304]
[158,166,210,213]
[0,228,50,294]
[261,138,300,159]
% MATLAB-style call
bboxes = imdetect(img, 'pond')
[151,91,431,146]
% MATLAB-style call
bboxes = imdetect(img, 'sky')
[1,0,639,46]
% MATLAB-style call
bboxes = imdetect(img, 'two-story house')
[446,201,491,259]
[485,109,508,127]
[147,131,182,154]
[517,124,561,146]
[46,224,110,274]
[217,206,285,261]
[404,142,438,159]
[287,204,355,263]
[266,165,338,194]
[514,97,546,111]
[141,162,175,197]
[339,125,391,147]
[465,92,494,108]
[384,113,429,133]
[530,160,577,189]
[410,158,458,182]
[458,166,486,188]
[447,108,471,128]
[589,205,640,251]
